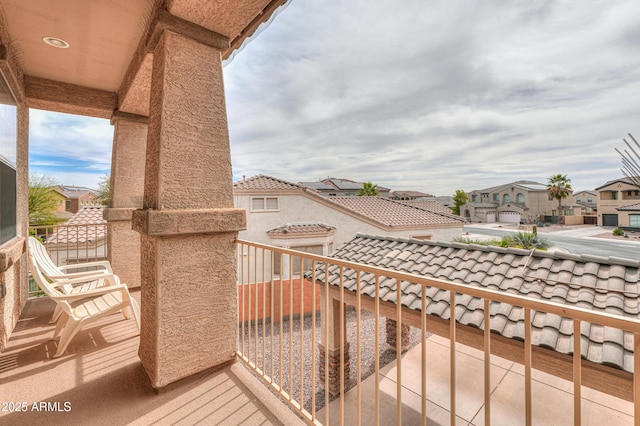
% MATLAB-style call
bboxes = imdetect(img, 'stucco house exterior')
[596,177,640,228]
[56,185,101,213]
[461,180,578,224]
[235,175,465,255]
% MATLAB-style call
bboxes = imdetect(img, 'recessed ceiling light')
[42,36,70,49]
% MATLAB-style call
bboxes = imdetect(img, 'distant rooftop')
[47,206,106,245]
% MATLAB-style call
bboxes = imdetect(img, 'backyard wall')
[238,278,320,322]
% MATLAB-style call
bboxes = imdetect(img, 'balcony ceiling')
[0,0,286,117]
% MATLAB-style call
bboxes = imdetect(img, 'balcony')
[2,224,638,425]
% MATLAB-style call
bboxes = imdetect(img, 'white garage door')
[498,211,521,223]
[486,212,495,223]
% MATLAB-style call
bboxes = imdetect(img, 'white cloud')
[224,0,640,195]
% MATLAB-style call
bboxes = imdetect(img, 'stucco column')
[319,294,350,396]
[132,29,245,388]
[104,112,147,288]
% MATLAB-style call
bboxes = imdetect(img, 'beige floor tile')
[318,376,469,426]
[383,339,509,422]
[426,334,515,370]
[471,371,634,426]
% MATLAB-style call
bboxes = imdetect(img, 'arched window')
[503,194,510,204]
[516,193,524,204]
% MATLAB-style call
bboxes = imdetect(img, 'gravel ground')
[239,307,423,413]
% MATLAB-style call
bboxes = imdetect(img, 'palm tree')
[357,182,380,196]
[546,174,572,222]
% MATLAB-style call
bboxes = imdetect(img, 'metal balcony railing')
[28,223,107,297]
[236,239,640,425]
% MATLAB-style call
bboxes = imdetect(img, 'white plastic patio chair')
[27,244,140,358]
[28,236,120,323]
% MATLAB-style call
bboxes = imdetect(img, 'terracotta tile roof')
[399,199,454,214]
[326,196,466,227]
[617,203,640,211]
[267,223,336,235]
[314,234,640,373]
[234,175,304,192]
[47,207,106,245]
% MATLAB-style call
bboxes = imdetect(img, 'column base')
[318,343,350,397]
[386,318,411,352]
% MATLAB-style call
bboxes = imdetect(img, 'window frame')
[250,196,279,212]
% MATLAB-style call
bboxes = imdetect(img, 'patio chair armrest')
[50,273,120,290]
[58,261,113,274]
[61,284,131,301]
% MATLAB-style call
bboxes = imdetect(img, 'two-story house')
[461,180,578,224]
[235,175,465,256]
[596,177,640,228]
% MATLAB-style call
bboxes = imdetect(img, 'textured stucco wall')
[106,116,148,288]
[138,30,241,387]
[0,88,28,352]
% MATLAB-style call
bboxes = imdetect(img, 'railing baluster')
[324,260,330,426]
[339,265,345,426]
[311,259,317,421]
[573,319,581,426]
[375,273,380,426]
[356,270,362,426]
[450,290,456,426]
[634,332,640,423]
[289,253,294,400]
[525,307,532,426]
[421,286,427,426]
[248,244,252,362]
[262,248,266,373]
[484,298,491,425]
[396,279,402,426]
[299,255,304,413]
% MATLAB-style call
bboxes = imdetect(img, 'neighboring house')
[299,177,391,198]
[389,190,432,200]
[45,206,107,265]
[573,190,597,217]
[461,180,578,224]
[423,195,454,208]
[55,185,100,213]
[234,175,466,259]
[595,177,640,228]
[317,233,639,377]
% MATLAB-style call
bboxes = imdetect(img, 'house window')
[576,197,581,202]
[516,193,524,204]
[471,194,478,202]
[251,197,279,212]
[492,194,499,202]
[503,194,510,204]
[587,197,592,202]
[0,72,17,246]
[65,200,71,211]
[611,191,617,200]
[630,215,640,228]
[628,191,632,197]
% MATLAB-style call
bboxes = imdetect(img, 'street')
[463,225,640,261]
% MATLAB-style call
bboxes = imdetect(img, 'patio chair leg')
[54,320,83,358]
[50,305,63,324]
[53,313,70,340]
[128,298,141,331]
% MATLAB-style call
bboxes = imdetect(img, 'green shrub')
[511,232,550,250]
[613,227,625,236]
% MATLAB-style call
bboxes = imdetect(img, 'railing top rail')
[236,239,640,333]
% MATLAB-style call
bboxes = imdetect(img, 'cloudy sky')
[30,0,640,195]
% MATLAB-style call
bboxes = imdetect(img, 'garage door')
[486,212,495,223]
[498,211,521,223]
[602,214,618,227]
